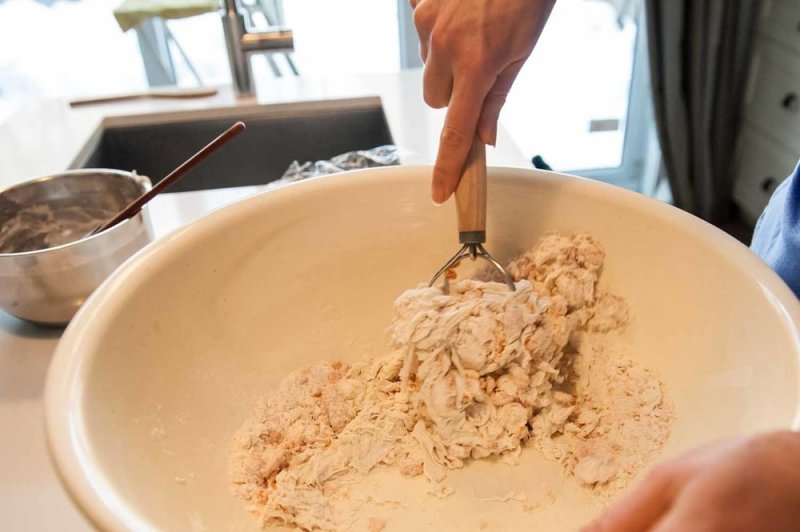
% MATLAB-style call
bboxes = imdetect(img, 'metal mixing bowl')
[0,169,153,326]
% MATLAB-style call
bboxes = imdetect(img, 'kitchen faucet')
[220,0,296,97]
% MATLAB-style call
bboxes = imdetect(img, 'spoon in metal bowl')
[85,121,246,238]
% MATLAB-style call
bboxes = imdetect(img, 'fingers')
[477,59,525,146]
[417,0,452,107]
[412,0,434,63]
[583,466,679,532]
[649,502,708,532]
[432,75,493,204]
[422,47,453,108]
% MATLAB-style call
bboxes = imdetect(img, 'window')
[398,0,660,192]
[0,0,402,114]
[498,0,659,191]
[1,0,658,193]
[0,0,146,118]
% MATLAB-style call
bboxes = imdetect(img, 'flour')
[230,234,673,530]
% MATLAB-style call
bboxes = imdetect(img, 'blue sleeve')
[751,161,800,298]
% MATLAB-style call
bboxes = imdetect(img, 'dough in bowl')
[230,234,673,531]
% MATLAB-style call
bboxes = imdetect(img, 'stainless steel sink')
[71,97,394,193]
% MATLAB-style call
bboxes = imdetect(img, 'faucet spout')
[220,0,295,97]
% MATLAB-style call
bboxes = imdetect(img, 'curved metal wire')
[429,243,516,294]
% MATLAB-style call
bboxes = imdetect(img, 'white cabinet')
[757,0,800,56]
[733,0,800,223]
[733,128,798,222]
[744,43,800,153]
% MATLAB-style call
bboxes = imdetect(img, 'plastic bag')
[278,145,399,184]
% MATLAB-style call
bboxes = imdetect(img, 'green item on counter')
[113,0,218,32]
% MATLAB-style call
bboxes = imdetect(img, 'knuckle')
[412,3,433,31]
[429,29,449,52]
[440,123,471,148]
[463,57,491,79]
[412,9,424,29]
[485,90,508,106]
[481,93,508,116]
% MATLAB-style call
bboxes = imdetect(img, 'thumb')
[583,466,678,532]
[477,59,525,146]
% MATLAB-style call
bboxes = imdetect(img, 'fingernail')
[478,127,497,147]
[432,184,447,206]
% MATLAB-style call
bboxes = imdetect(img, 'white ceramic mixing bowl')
[45,167,800,531]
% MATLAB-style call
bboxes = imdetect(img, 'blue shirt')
[751,161,800,298]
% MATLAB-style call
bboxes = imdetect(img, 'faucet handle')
[241,29,294,53]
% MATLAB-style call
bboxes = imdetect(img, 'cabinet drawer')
[743,41,800,153]
[733,126,799,223]
[758,0,800,55]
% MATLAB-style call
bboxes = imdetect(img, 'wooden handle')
[92,121,246,234]
[455,135,487,242]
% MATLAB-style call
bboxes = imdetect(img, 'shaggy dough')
[229,234,672,530]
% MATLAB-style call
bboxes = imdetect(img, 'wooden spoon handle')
[91,121,246,235]
[455,135,487,244]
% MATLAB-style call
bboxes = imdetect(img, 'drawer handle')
[761,176,777,193]
[782,92,798,111]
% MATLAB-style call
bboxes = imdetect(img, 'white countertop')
[0,69,528,188]
[0,69,529,530]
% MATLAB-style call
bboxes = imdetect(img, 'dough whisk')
[429,136,516,294]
